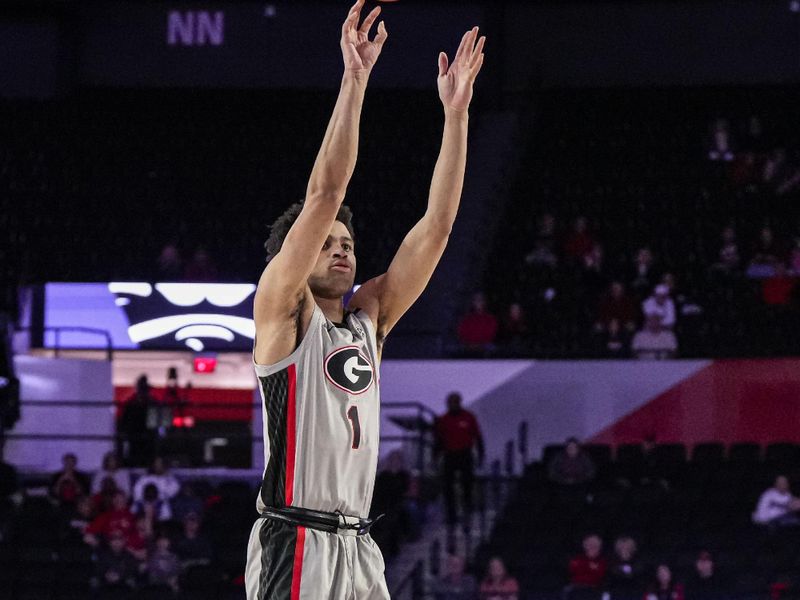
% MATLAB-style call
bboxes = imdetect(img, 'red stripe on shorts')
[285,363,297,506]
[290,525,306,600]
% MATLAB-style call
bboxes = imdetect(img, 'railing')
[19,326,114,361]
[3,398,437,472]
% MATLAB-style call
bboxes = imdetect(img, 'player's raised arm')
[254,1,387,342]
[350,27,486,343]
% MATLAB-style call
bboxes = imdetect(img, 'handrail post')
[504,439,514,477]
[416,404,424,474]
[411,561,424,600]
[430,538,441,577]
[519,421,528,467]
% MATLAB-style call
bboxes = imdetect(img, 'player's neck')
[315,295,345,324]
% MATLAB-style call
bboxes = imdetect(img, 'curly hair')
[264,201,354,262]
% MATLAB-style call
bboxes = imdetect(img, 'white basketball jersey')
[254,304,381,517]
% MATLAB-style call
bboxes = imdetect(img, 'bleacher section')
[485,86,800,358]
[477,442,800,600]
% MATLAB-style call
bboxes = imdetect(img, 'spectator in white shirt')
[91,451,131,498]
[642,285,676,329]
[753,475,800,527]
[133,456,180,503]
[632,314,678,360]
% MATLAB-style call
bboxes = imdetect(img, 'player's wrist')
[343,69,371,86]
[443,105,470,121]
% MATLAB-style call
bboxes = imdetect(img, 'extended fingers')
[469,36,486,70]
[453,28,475,64]
[342,0,365,35]
[360,6,381,35]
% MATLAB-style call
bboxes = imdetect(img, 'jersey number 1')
[347,405,361,450]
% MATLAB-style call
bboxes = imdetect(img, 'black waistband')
[259,505,382,536]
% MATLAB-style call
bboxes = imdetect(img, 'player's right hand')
[340,0,388,75]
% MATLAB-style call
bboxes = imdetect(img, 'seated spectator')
[127,515,152,561]
[132,456,180,503]
[548,438,597,487]
[762,262,795,306]
[525,213,559,268]
[84,490,137,547]
[743,115,766,153]
[457,292,498,356]
[92,530,139,591]
[596,281,638,333]
[747,226,782,278]
[174,512,213,569]
[525,239,559,269]
[598,318,631,358]
[143,532,181,593]
[498,303,530,356]
[564,216,596,264]
[568,534,607,591]
[171,482,205,523]
[50,452,91,506]
[91,476,120,515]
[631,314,678,360]
[712,226,741,272]
[608,535,643,593]
[763,148,788,187]
[479,556,519,600]
[707,118,734,161]
[92,451,131,498]
[157,242,182,280]
[432,554,478,600]
[183,247,218,282]
[685,551,724,600]
[753,475,800,528]
[630,247,658,298]
[645,564,684,600]
[132,482,172,523]
[642,285,676,329]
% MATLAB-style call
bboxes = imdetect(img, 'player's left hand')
[437,27,486,113]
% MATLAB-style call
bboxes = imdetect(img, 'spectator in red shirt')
[568,534,607,590]
[457,292,498,356]
[645,564,684,600]
[498,303,530,356]
[596,281,638,333]
[84,490,137,548]
[91,475,119,515]
[762,262,795,306]
[480,556,519,600]
[435,392,485,529]
[564,216,596,263]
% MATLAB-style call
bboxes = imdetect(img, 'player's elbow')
[424,215,454,241]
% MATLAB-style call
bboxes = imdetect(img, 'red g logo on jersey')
[324,346,374,395]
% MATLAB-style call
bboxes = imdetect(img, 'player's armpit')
[349,215,450,338]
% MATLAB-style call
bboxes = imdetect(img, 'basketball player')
[245,1,485,598]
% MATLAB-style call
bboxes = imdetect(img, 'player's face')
[308,220,356,300]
